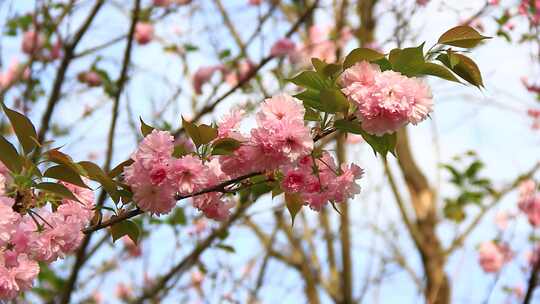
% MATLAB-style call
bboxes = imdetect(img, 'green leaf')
[182,117,201,147]
[391,44,426,77]
[374,58,392,71]
[443,201,465,222]
[449,53,484,87]
[388,49,401,66]
[334,119,396,157]
[198,124,218,145]
[212,138,241,155]
[139,117,154,137]
[35,182,80,202]
[438,25,490,48]
[420,63,460,82]
[2,103,38,154]
[167,208,186,225]
[172,145,188,158]
[311,58,342,79]
[285,193,304,225]
[109,159,134,178]
[182,117,217,147]
[304,107,320,121]
[109,220,140,244]
[465,160,484,179]
[311,58,327,74]
[0,136,22,173]
[78,161,119,203]
[360,130,397,157]
[215,244,235,253]
[294,89,322,111]
[334,119,362,134]
[43,165,90,189]
[289,71,329,90]
[44,149,83,174]
[343,48,385,68]
[320,88,349,114]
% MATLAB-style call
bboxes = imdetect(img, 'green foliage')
[334,119,396,158]
[437,53,484,87]
[285,192,304,225]
[109,159,134,178]
[343,48,385,68]
[109,220,141,244]
[389,44,426,77]
[182,117,218,148]
[0,136,22,173]
[79,161,119,203]
[43,165,90,189]
[441,153,493,223]
[139,117,155,136]
[437,25,490,48]
[211,138,242,155]
[34,182,80,202]
[420,63,460,83]
[2,102,38,154]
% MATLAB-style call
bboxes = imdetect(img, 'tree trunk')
[396,128,450,304]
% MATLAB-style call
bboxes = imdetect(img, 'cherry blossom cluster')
[340,61,433,136]
[124,129,235,220]
[0,59,29,89]
[192,60,256,95]
[20,30,62,60]
[270,25,352,65]
[518,179,540,226]
[518,0,540,24]
[194,24,352,95]
[124,94,364,218]
[0,162,95,300]
[477,241,512,273]
[476,180,539,274]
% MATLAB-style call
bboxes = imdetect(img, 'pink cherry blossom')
[81,71,102,87]
[21,30,45,55]
[169,155,207,194]
[130,129,174,169]
[518,180,540,226]
[116,283,133,300]
[217,109,245,139]
[122,236,142,258]
[257,94,305,126]
[135,22,154,45]
[193,65,224,94]
[192,193,234,221]
[0,59,28,89]
[341,61,433,135]
[0,253,39,300]
[494,211,509,230]
[281,152,363,210]
[153,0,172,6]
[50,40,63,60]
[225,59,255,86]
[478,241,510,273]
[132,182,177,215]
[270,38,296,57]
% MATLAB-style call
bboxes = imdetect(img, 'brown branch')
[445,161,540,255]
[172,0,320,138]
[129,200,255,303]
[83,171,262,234]
[59,1,141,302]
[524,255,540,304]
[34,0,105,158]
